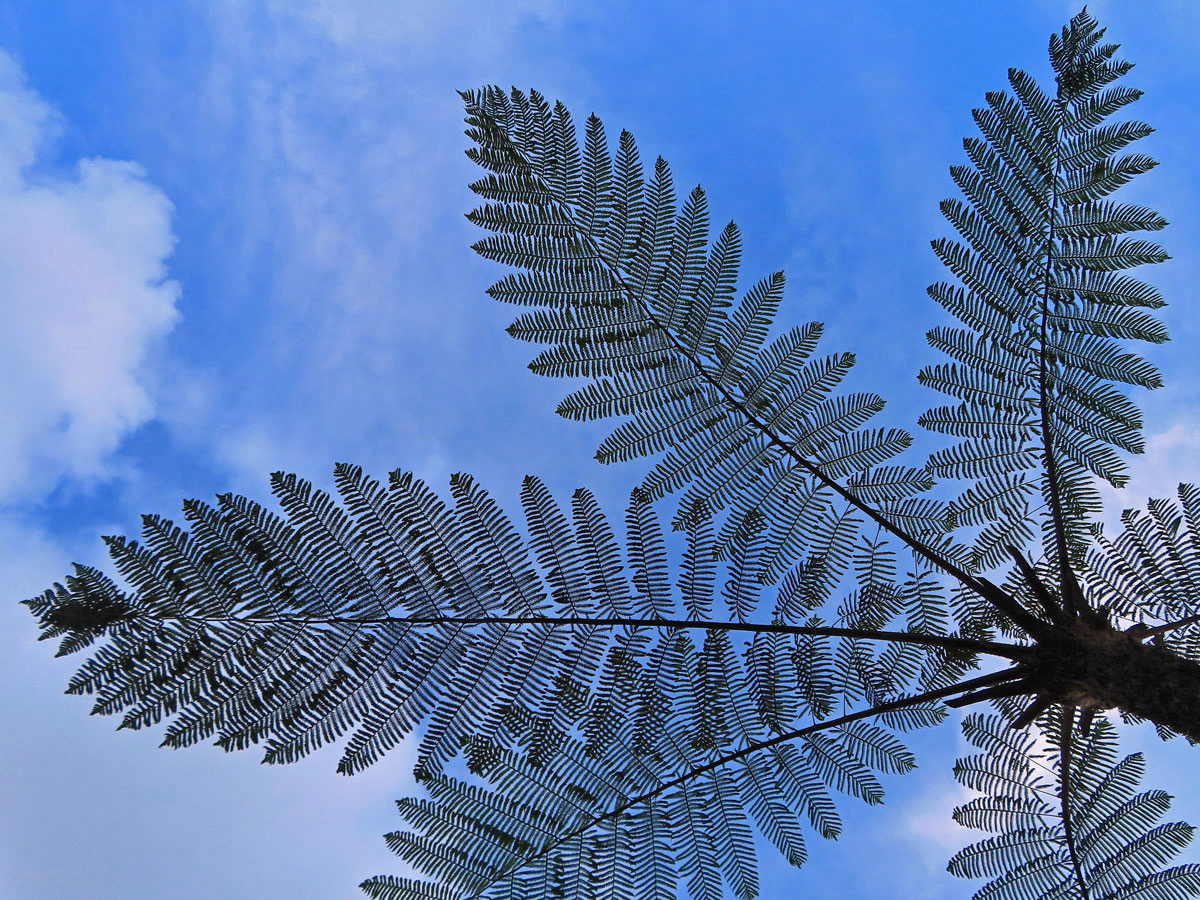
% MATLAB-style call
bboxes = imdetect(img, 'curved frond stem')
[470,666,1023,898]
[107,612,1031,660]
[1135,614,1200,639]
[942,677,1032,709]
[628,282,1030,625]
[1057,704,1092,900]
[423,616,1027,657]
[1036,85,1088,621]
[1009,544,1072,625]
[499,145,1042,634]
[1011,695,1054,731]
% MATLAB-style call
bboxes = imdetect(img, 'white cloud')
[0,52,179,503]
[131,0,591,496]
[198,0,571,317]
[900,781,974,861]
[270,0,566,57]
[1096,421,1200,531]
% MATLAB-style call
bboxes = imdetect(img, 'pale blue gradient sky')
[2,2,1199,898]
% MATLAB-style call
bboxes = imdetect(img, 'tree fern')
[23,8,1200,900]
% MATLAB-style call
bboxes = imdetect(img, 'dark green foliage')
[359,648,925,900]
[461,83,937,561]
[25,465,955,781]
[919,9,1168,573]
[1087,484,1200,646]
[28,466,970,900]
[951,713,1199,899]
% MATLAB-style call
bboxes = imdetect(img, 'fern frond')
[27,466,1010,781]
[26,462,1037,900]
[920,8,1168,575]
[460,85,969,601]
[1086,483,1200,663]
[377,668,1007,900]
[950,711,1197,900]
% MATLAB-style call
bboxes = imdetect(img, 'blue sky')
[2,1,1200,898]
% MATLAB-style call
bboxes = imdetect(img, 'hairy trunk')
[1036,624,1200,743]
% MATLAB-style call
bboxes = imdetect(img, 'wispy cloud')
[273,0,567,57]
[0,52,179,504]
[130,0,587,497]
[1095,420,1200,532]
